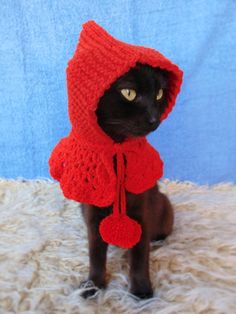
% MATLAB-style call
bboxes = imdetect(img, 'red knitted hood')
[66,20,183,145]
[49,20,183,249]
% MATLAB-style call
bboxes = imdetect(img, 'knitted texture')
[49,20,183,248]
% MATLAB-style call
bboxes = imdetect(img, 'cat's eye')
[156,88,164,100]
[120,89,136,101]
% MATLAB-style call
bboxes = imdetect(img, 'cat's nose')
[148,116,158,125]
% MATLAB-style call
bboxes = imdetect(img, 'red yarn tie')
[112,144,126,217]
[99,143,142,249]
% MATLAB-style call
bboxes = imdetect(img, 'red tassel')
[99,214,142,249]
[99,143,142,249]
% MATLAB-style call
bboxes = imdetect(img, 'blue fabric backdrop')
[0,0,236,184]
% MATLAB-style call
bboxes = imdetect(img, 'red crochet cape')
[49,20,183,249]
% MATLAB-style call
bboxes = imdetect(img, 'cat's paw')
[130,279,153,299]
[79,280,100,299]
[131,287,153,299]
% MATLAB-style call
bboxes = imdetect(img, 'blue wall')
[1,0,236,184]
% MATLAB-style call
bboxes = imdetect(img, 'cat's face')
[96,63,169,143]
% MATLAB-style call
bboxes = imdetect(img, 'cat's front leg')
[125,191,153,298]
[80,204,108,298]
[129,227,153,299]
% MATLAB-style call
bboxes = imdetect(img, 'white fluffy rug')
[0,179,236,314]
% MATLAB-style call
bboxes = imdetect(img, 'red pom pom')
[99,214,142,249]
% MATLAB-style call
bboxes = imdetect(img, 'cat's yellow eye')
[156,88,163,100]
[120,89,136,101]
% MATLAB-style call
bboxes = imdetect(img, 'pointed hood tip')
[81,19,107,35]
[78,20,116,52]
[82,19,98,28]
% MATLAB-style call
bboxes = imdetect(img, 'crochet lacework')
[49,130,163,207]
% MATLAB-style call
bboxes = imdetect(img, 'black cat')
[80,63,174,299]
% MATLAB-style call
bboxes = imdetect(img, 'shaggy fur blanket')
[0,179,235,313]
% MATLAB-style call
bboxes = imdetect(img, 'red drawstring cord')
[113,144,126,218]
